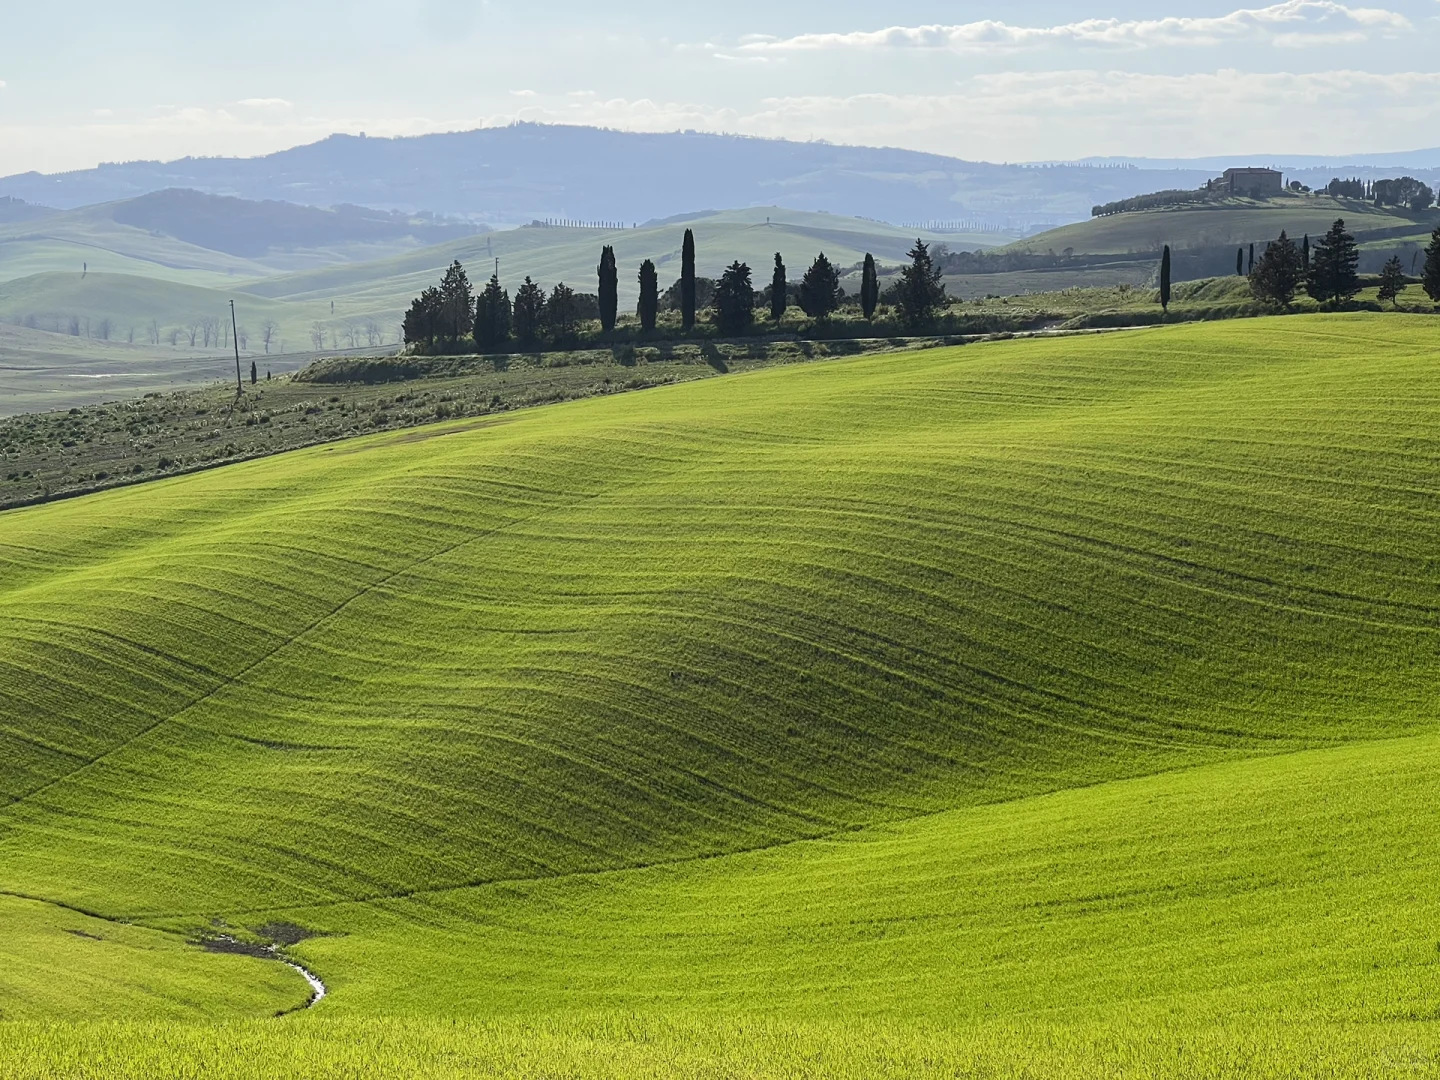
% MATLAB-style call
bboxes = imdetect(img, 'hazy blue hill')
[0,198,55,225]
[110,189,484,259]
[0,124,1216,228]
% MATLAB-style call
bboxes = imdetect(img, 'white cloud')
[738,1,1410,54]
[459,70,1440,161]
[238,97,293,109]
[5,67,1440,175]
[93,108,113,118]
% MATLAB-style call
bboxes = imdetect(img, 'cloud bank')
[737,1,1410,54]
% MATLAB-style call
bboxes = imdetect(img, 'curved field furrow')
[2,315,1440,1053]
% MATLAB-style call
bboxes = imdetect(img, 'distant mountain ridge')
[0,124,1221,230]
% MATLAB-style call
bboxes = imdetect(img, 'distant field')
[5,314,1440,1073]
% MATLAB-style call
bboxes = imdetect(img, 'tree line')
[1235,219,1440,309]
[403,230,948,353]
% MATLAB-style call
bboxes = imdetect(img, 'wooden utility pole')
[230,300,242,395]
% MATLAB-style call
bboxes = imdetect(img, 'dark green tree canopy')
[1421,226,1440,304]
[860,253,879,320]
[546,282,579,341]
[438,260,474,343]
[1159,246,1172,312]
[681,229,697,332]
[1306,219,1360,307]
[1378,256,1407,308]
[897,239,947,330]
[474,273,512,351]
[798,253,842,319]
[637,259,660,333]
[770,253,787,322]
[713,261,755,335]
[512,276,546,348]
[597,246,619,334]
[403,286,444,347]
[1248,231,1303,307]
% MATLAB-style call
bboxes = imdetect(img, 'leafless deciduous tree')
[309,323,326,351]
[149,319,160,345]
[261,320,278,354]
[237,326,249,350]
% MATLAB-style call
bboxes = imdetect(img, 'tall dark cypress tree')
[1159,246,1172,313]
[1248,243,1255,274]
[861,253,879,320]
[1236,248,1244,276]
[597,246,618,333]
[680,229,697,332]
[637,260,659,333]
[770,253,787,322]
[1301,234,1310,271]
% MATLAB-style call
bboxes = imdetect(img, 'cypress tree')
[1248,243,1255,274]
[861,253,879,320]
[438,260,474,348]
[713,261,755,335]
[897,239,946,331]
[1236,247,1244,276]
[1378,256,1407,308]
[250,360,257,385]
[597,246,618,333]
[512,277,546,348]
[1248,231,1303,306]
[474,273,511,350]
[770,253,787,322]
[1159,246,1172,313]
[637,260,659,333]
[1301,234,1310,271]
[798,253,842,319]
[680,229,697,332]
[1306,219,1360,307]
[1421,226,1440,305]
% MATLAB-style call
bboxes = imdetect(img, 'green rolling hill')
[3,313,1440,1074]
[1009,195,1423,256]
[240,206,984,310]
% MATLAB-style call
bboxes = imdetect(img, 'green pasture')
[1012,195,1424,255]
[0,201,468,287]
[0,207,273,285]
[3,314,1440,1073]
[0,272,353,360]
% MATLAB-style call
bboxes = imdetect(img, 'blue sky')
[1,0,1437,174]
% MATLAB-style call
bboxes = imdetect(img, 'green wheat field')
[3,313,1440,1077]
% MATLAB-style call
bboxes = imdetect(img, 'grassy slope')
[0,272,337,354]
[240,208,974,309]
[3,314,1440,1072]
[0,208,274,285]
[1011,196,1422,254]
[0,896,305,1021]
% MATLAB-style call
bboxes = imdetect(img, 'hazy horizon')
[4,1,1439,177]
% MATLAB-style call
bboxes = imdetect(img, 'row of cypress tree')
[1153,218,1437,314]
[404,229,949,351]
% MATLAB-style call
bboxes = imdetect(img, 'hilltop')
[4,315,1440,1074]
[0,124,1213,228]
